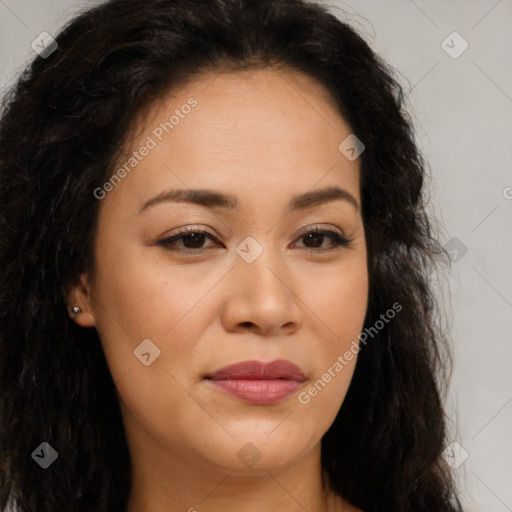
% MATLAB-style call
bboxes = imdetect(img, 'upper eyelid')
[159,224,346,240]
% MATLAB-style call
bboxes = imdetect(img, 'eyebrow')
[139,185,359,213]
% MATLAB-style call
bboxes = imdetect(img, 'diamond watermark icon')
[441,31,468,59]
[236,442,263,468]
[236,236,263,263]
[31,442,58,469]
[444,236,468,263]
[31,32,58,59]
[442,441,469,469]
[134,338,161,366]
[338,134,365,161]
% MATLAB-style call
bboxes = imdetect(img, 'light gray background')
[1,1,511,511]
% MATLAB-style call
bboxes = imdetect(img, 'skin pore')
[68,68,368,511]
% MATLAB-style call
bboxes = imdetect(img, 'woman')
[0,0,463,511]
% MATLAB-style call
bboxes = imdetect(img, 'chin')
[191,426,318,473]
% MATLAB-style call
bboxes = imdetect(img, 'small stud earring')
[71,306,82,315]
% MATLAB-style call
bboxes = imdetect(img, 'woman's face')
[72,68,368,475]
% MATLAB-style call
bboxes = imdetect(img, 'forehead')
[105,68,361,213]
[135,67,352,155]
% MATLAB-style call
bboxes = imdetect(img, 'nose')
[220,247,303,337]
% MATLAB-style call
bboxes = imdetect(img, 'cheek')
[92,245,207,336]
[89,247,232,381]
[306,258,368,343]
[297,260,368,409]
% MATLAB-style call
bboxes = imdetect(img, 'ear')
[63,272,96,328]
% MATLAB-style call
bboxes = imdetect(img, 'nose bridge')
[222,233,302,333]
[235,233,291,302]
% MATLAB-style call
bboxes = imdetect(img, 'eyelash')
[156,225,352,254]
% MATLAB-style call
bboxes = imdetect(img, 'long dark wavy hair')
[0,0,462,511]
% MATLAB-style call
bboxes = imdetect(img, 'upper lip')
[205,359,306,382]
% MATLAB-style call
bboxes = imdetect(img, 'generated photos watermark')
[298,301,402,405]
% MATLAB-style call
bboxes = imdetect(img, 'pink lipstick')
[204,359,306,405]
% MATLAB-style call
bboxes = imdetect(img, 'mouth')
[204,359,306,405]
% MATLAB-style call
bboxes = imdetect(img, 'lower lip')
[207,379,303,405]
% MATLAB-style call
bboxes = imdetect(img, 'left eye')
[294,227,351,250]
[157,226,351,253]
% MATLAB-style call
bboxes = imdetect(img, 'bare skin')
[69,67,367,512]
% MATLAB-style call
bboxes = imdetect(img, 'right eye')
[156,226,222,253]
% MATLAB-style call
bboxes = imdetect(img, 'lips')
[204,359,306,405]
[206,359,306,381]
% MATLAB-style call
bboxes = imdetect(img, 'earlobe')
[69,303,96,328]
[65,272,96,328]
